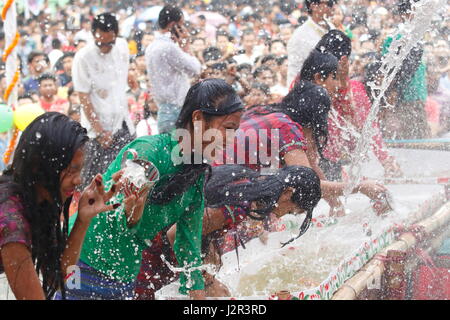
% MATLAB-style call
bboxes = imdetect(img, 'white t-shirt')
[287,18,332,86]
[145,32,201,107]
[72,37,135,138]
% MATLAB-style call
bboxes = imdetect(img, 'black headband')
[199,94,244,116]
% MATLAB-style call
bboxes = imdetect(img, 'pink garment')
[324,80,390,164]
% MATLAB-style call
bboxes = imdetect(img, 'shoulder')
[126,133,175,164]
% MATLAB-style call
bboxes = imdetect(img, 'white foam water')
[122,159,148,189]
[344,0,447,197]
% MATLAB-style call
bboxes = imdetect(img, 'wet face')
[315,71,339,97]
[94,30,117,54]
[39,79,57,99]
[272,187,305,218]
[60,148,84,203]
[191,108,243,160]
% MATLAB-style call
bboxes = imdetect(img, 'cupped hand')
[78,171,123,224]
[123,184,151,227]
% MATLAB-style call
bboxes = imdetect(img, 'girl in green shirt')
[60,79,244,300]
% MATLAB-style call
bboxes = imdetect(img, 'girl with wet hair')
[0,112,120,300]
[164,164,321,298]
[62,79,244,300]
[205,165,322,246]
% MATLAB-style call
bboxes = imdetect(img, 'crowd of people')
[0,0,449,300]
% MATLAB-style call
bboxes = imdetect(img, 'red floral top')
[0,196,31,273]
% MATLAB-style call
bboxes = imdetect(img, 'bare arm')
[1,243,45,300]
[303,128,387,205]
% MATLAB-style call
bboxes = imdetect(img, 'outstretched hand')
[78,171,123,224]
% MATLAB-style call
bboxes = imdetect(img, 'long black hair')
[205,165,321,246]
[0,112,88,299]
[150,79,243,205]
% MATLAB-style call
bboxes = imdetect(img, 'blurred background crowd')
[0,0,449,161]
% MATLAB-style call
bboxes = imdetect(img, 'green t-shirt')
[71,133,205,295]
[381,35,428,102]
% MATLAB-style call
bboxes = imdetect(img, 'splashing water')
[122,159,148,189]
[344,0,447,197]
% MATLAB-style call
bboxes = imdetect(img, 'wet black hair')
[300,49,338,82]
[92,13,119,35]
[0,112,88,299]
[315,30,352,60]
[158,5,183,29]
[150,79,244,205]
[205,165,321,246]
